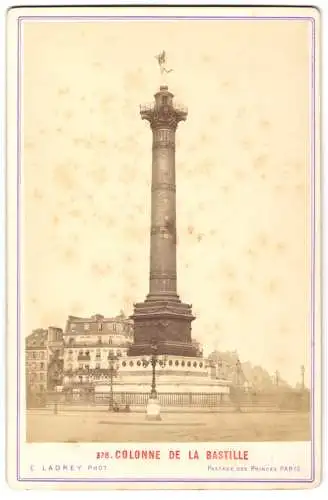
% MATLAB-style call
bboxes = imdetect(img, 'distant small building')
[25,329,49,394]
[191,338,203,356]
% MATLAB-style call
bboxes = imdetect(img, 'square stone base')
[146,398,162,421]
[129,299,198,357]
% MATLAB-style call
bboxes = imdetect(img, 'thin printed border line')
[16,14,317,484]
[19,478,314,483]
[17,15,315,21]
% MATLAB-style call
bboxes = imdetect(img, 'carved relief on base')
[132,316,192,349]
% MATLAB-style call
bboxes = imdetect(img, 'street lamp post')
[107,352,118,411]
[146,338,161,421]
[236,359,242,387]
[150,340,158,399]
[275,370,280,388]
[244,380,251,402]
[217,359,223,379]
[235,359,242,412]
[49,363,63,414]
[300,365,305,391]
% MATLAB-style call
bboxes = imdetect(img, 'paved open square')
[26,410,311,443]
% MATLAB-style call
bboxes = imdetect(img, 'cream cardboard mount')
[5,4,321,490]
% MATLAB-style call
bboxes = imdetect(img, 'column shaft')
[149,128,178,299]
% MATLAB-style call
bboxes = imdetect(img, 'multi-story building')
[62,312,133,390]
[25,329,49,394]
[26,313,133,396]
[26,326,65,395]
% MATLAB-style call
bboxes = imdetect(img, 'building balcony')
[140,103,155,114]
[64,367,112,376]
[77,355,91,361]
[64,341,131,348]
[64,368,91,376]
[140,101,188,120]
[174,102,188,115]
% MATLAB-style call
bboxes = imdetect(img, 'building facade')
[62,313,134,389]
[25,329,49,394]
[26,313,133,396]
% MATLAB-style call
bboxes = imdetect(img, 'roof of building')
[26,329,48,348]
[66,312,133,323]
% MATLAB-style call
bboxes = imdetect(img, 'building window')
[40,373,44,381]
[32,352,37,359]
[97,336,102,344]
[193,362,197,368]
[40,351,44,359]
[116,350,122,357]
[169,360,173,366]
[85,364,89,370]
[68,350,73,355]
[181,361,185,367]
[40,362,44,369]
[137,360,141,367]
[122,361,126,367]
[71,323,76,330]
[40,385,44,392]
[96,363,100,370]
[187,361,191,367]
[129,361,134,367]
[175,360,179,366]
[79,363,83,370]
[84,323,90,331]
[199,362,203,368]
[68,363,73,371]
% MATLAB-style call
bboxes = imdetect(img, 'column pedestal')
[129,299,198,357]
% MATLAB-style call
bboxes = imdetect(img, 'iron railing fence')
[27,390,310,412]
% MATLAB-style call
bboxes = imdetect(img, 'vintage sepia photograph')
[23,16,312,445]
[6,4,321,489]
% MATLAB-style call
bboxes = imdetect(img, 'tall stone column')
[148,88,181,300]
[129,86,198,357]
